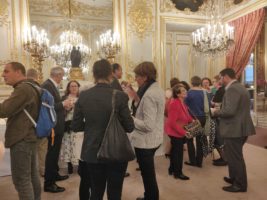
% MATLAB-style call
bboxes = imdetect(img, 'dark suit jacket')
[41,79,65,135]
[72,83,134,163]
[214,81,255,138]
[110,77,123,91]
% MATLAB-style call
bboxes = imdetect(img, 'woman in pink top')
[165,85,193,180]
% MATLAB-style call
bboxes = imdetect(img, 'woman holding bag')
[72,59,134,200]
[165,85,192,180]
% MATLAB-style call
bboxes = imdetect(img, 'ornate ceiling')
[29,0,113,21]
[161,0,250,15]
[169,0,245,12]
[29,0,113,45]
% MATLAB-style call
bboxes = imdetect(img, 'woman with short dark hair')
[72,59,134,200]
[131,62,165,200]
[165,85,192,180]
[184,76,208,168]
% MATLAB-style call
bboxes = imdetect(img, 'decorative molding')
[128,0,154,41]
[29,0,112,20]
[160,0,252,16]
[223,0,267,22]
[160,0,207,16]
[224,0,250,10]
[0,0,9,27]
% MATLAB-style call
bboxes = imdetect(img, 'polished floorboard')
[1,143,267,200]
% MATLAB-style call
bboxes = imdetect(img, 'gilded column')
[0,0,31,68]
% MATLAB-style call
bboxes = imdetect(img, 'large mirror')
[28,0,113,82]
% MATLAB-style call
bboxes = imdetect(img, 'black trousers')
[44,133,64,186]
[169,136,185,176]
[78,160,91,200]
[186,116,206,166]
[214,119,224,148]
[135,147,159,200]
[88,162,127,200]
[224,137,248,190]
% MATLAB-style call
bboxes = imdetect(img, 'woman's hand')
[185,131,192,139]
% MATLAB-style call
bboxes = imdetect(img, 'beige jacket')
[132,82,165,149]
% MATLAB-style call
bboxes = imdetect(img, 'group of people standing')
[164,69,255,193]
[0,59,255,200]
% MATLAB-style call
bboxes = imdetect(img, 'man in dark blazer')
[110,62,131,178]
[42,67,72,193]
[110,63,123,91]
[212,68,255,193]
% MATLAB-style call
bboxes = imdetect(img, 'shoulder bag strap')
[103,90,117,134]
[111,89,117,114]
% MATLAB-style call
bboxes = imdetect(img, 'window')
[244,53,254,86]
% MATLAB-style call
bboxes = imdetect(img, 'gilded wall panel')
[166,42,172,87]
[0,0,9,27]
[127,0,154,41]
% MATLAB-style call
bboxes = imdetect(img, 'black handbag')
[184,108,203,138]
[184,119,203,138]
[97,90,135,162]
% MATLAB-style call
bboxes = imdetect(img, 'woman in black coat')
[72,59,134,200]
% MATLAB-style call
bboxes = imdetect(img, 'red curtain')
[226,8,265,78]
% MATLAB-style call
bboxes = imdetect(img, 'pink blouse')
[164,98,193,138]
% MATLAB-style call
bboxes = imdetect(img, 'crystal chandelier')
[23,25,50,82]
[50,31,91,67]
[96,30,121,62]
[50,0,91,79]
[192,0,234,56]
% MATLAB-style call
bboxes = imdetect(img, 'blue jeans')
[10,140,41,200]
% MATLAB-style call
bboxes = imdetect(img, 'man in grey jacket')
[212,68,255,193]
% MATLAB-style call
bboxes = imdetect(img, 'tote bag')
[97,90,135,162]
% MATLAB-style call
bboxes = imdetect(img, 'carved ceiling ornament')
[0,0,9,27]
[160,0,250,15]
[128,0,154,41]
[29,0,112,19]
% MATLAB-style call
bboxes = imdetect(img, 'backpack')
[23,82,57,138]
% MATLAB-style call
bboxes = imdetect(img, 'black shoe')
[184,161,202,168]
[44,183,65,193]
[222,185,246,193]
[68,162,73,174]
[124,172,130,177]
[174,173,190,180]
[213,158,224,163]
[165,153,170,158]
[55,174,69,181]
[168,168,173,175]
[136,197,144,200]
[213,160,227,166]
[223,176,234,184]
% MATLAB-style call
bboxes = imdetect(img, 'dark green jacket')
[0,80,39,148]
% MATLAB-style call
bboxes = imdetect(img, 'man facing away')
[26,68,47,177]
[42,67,72,193]
[212,68,255,193]
[0,62,41,200]
[111,63,123,91]
[110,63,131,178]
